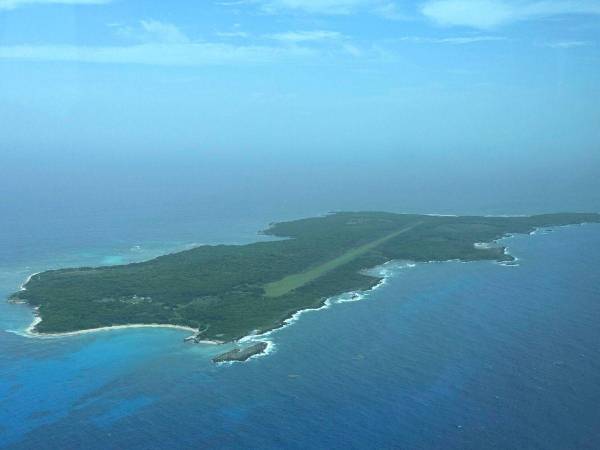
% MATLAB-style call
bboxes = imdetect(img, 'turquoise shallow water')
[1,222,599,449]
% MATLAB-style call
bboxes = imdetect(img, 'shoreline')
[14,270,208,341]
[231,226,574,355]
[232,259,409,361]
[9,234,524,345]
[19,271,40,292]
[10,222,595,353]
[16,315,199,340]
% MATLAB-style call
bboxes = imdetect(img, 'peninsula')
[10,212,600,343]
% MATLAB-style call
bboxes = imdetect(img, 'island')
[9,212,600,344]
[212,342,269,363]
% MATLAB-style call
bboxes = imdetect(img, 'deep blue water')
[1,168,600,449]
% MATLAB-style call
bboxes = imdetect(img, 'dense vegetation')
[10,211,600,341]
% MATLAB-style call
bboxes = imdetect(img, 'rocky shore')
[212,342,268,363]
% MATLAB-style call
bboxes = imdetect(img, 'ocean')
[1,160,599,449]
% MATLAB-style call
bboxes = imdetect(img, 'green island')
[10,212,600,343]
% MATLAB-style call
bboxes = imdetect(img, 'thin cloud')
[257,0,408,16]
[0,0,111,10]
[261,0,368,14]
[398,35,507,44]
[421,0,600,29]
[139,20,190,44]
[0,42,316,66]
[109,20,191,44]
[219,0,411,19]
[342,43,363,56]
[217,31,250,39]
[267,30,344,42]
[543,40,592,48]
[372,1,409,19]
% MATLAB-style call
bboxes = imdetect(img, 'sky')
[0,0,599,166]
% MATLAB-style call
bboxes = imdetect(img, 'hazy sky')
[1,0,599,162]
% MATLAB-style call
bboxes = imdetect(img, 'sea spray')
[234,260,418,361]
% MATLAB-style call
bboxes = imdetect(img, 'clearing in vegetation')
[263,223,420,297]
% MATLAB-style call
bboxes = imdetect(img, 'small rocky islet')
[212,342,269,363]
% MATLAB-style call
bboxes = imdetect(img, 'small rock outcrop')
[212,342,268,363]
